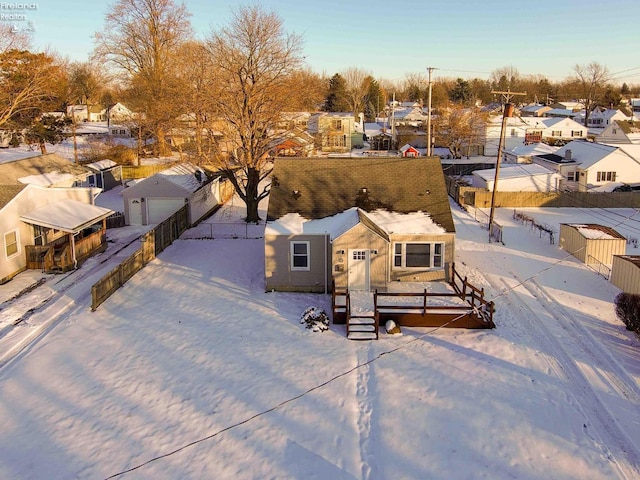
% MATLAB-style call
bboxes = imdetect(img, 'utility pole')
[426,66,437,156]
[488,89,526,242]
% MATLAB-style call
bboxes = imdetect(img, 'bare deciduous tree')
[94,0,193,156]
[433,103,487,159]
[0,24,32,54]
[206,4,304,223]
[341,66,371,118]
[571,62,609,128]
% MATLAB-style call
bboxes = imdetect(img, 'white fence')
[182,222,266,239]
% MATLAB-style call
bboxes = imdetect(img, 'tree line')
[1,0,638,222]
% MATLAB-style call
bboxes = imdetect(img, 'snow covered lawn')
[0,202,639,479]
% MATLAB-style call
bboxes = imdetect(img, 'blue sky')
[10,0,640,84]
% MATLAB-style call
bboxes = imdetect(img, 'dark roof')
[0,184,28,209]
[535,153,577,164]
[0,153,90,185]
[268,156,455,233]
[616,121,640,135]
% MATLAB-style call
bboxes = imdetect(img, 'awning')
[20,199,113,233]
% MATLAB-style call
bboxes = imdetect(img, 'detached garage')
[122,163,222,225]
[472,163,563,192]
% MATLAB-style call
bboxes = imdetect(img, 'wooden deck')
[331,263,495,339]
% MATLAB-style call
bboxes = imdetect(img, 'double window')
[393,242,443,269]
[290,241,310,271]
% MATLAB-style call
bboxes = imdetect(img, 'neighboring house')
[0,183,111,283]
[504,142,559,164]
[610,255,640,295]
[264,156,456,293]
[583,107,632,128]
[268,129,315,157]
[399,144,420,157]
[66,104,107,123]
[531,148,579,191]
[108,102,135,124]
[519,104,552,117]
[0,153,91,188]
[522,117,587,145]
[484,115,530,156]
[308,112,362,153]
[121,163,223,225]
[364,122,394,151]
[596,120,640,144]
[82,159,123,191]
[471,164,563,193]
[388,105,429,127]
[552,140,640,192]
[559,224,626,267]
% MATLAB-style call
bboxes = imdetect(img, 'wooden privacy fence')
[91,206,189,311]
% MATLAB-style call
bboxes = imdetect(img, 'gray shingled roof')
[0,153,91,186]
[267,156,455,233]
[0,184,28,209]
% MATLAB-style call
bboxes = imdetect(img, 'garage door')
[147,198,185,224]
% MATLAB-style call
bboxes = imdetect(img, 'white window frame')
[4,229,20,259]
[393,242,444,270]
[290,241,310,271]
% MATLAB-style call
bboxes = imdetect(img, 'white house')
[521,117,587,145]
[596,120,640,144]
[483,115,530,156]
[552,140,640,192]
[471,163,563,193]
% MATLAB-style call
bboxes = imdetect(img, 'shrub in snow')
[300,307,330,332]
[614,292,640,334]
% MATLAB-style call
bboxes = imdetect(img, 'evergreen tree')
[324,73,349,112]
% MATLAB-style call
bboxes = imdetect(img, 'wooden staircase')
[346,290,378,340]
[347,315,378,340]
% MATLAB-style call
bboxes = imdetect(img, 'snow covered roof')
[564,223,625,241]
[473,163,562,181]
[20,199,113,233]
[555,140,619,169]
[266,207,446,239]
[267,157,455,233]
[510,142,559,157]
[0,153,91,185]
[84,159,118,171]
[155,163,210,193]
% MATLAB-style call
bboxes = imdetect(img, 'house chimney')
[565,149,572,161]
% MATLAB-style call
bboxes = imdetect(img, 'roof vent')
[564,149,572,161]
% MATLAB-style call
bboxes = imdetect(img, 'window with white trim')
[290,241,310,271]
[596,171,616,182]
[4,230,19,259]
[393,242,443,269]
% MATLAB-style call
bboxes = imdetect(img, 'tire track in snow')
[492,274,640,480]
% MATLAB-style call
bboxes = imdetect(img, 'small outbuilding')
[82,159,123,191]
[471,164,564,192]
[559,223,627,267]
[610,255,640,295]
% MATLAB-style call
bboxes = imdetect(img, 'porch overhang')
[20,199,113,233]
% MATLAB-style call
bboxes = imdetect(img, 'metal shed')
[559,223,627,267]
[610,255,640,295]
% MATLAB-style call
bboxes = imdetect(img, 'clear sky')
[7,0,640,85]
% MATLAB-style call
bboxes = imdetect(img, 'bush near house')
[614,292,640,334]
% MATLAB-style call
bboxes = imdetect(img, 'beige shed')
[559,223,627,267]
[610,255,640,295]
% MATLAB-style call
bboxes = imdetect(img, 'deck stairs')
[347,291,378,340]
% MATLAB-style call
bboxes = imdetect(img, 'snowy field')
[0,187,640,478]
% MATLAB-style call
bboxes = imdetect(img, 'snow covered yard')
[0,200,639,479]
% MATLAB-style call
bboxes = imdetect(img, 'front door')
[348,249,370,291]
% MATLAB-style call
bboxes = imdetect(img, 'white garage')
[121,163,222,226]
